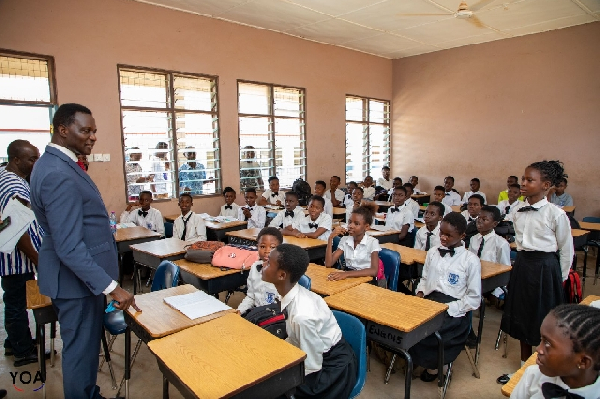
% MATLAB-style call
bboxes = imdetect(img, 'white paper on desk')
[368,224,389,232]
[164,291,231,320]
[415,218,425,223]
[0,197,35,253]
[116,222,136,229]
[197,213,211,220]
[590,300,600,309]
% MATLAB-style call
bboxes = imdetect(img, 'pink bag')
[211,245,259,270]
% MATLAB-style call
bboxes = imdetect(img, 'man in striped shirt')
[0,139,43,367]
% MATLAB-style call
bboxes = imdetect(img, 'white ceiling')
[134,0,600,58]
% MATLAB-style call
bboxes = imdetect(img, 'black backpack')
[242,303,288,339]
[292,178,312,206]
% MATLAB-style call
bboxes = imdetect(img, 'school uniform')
[322,196,333,217]
[338,234,381,270]
[324,189,345,205]
[343,193,353,208]
[376,177,393,191]
[500,198,573,346]
[412,185,421,194]
[119,207,165,235]
[298,213,332,241]
[173,211,207,241]
[386,205,414,233]
[237,260,278,315]
[269,206,305,229]
[498,190,524,203]
[414,222,441,251]
[511,364,600,399]
[468,230,511,266]
[442,191,462,207]
[281,284,357,399]
[497,199,525,222]
[461,210,478,224]
[549,192,574,207]
[237,205,266,229]
[403,197,420,219]
[409,245,481,369]
[262,189,286,205]
[218,203,240,218]
[362,186,375,201]
[462,190,487,205]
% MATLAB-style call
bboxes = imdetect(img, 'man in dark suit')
[30,103,140,398]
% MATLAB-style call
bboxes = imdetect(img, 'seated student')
[219,186,240,218]
[410,213,481,382]
[409,176,420,194]
[120,190,165,235]
[343,181,358,208]
[325,176,345,207]
[376,166,393,191]
[548,177,573,207]
[462,178,487,205]
[238,188,266,229]
[433,185,453,216]
[497,183,525,222]
[259,176,286,206]
[387,177,403,201]
[345,187,376,223]
[361,176,375,201]
[237,227,281,315]
[269,191,305,231]
[442,176,462,207]
[510,304,600,399]
[386,187,415,247]
[262,244,358,399]
[498,175,523,203]
[415,202,444,251]
[173,193,207,241]
[326,206,381,280]
[468,206,511,265]
[288,195,332,241]
[313,180,334,217]
[402,183,420,219]
[461,194,484,223]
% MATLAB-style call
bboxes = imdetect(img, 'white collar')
[481,230,496,239]
[48,143,77,162]
[181,211,193,219]
[526,197,549,209]
[280,284,300,312]
[426,222,441,233]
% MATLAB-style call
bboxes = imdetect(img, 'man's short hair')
[53,103,92,133]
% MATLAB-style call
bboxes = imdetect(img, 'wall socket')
[91,154,110,162]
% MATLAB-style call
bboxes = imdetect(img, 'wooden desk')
[131,237,188,269]
[501,352,538,397]
[114,226,162,252]
[562,205,575,215]
[366,227,402,244]
[415,221,425,229]
[325,284,448,399]
[204,220,248,242]
[419,205,427,211]
[148,313,306,399]
[164,214,179,223]
[451,205,461,213]
[175,259,249,298]
[332,207,346,219]
[305,264,371,296]
[579,221,600,231]
[412,193,430,205]
[581,295,600,305]
[375,201,393,212]
[381,243,426,265]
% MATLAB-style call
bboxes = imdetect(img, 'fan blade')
[396,13,451,16]
[469,0,495,12]
[468,14,485,28]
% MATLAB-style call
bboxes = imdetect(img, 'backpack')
[184,241,225,264]
[211,244,259,270]
[242,303,288,339]
[292,178,312,206]
[563,269,582,304]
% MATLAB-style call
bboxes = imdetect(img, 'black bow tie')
[285,210,294,217]
[224,205,233,210]
[138,209,148,217]
[541,382,584,399]
[438,247,455,257]
[271,192,278,197]
[518,206,539,212]
[445,192,450,196]
[308,222,318,229]
[390,206,399,213]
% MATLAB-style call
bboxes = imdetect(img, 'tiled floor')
[1,254,597,399]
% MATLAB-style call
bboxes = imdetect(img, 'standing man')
[30,103,140,398]
[179,147,206,195]
[0,140,42,367]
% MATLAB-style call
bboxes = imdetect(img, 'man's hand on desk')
[109,286,141,312]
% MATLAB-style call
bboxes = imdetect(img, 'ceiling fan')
[396,0,496,28]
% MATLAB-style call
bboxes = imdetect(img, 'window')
[0,50,57,162]
[237,81,306,191]
[118,67,220,201]
[345,96,390,183]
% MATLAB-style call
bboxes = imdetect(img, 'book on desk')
[164,290,232,320]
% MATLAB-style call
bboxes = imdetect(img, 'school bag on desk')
[184,241,224,264]
[211,244,259,270]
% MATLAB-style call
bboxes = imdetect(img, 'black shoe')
[497,373,511,385]
[5,339,37,356]
[0,388,6,399]
[14,348,56,367]
[420,369,438,382]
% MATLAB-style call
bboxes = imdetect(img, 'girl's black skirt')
[500,250,563,346]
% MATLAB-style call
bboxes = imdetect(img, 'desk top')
[381,243,426,265]
[451,205,461,213]
[114,226,161,243]
[305,264,371,296]
[375,201,393,207]
[325,284,447,332]
[226,228,327,249]
[174,259,241,280]
[501,352,538,397]
[147,313,306,398]
[480,260,512,279]
[572,228,589,237]
[562,206,575,213]
[204,220,247,230]
[332,207,346,215]
[164,214,179,223]
[579,221,600,231]
[412,193,429,198]
[581,295,600,306]
[130,237,188,258]
[415,221,425,229]
[125,284,234,339]
[419,205,427,211]
[366,227,402,237]
[26,280,52,309]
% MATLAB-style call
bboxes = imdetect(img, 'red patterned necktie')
[77,159,87,172]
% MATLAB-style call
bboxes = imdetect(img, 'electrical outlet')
[93,154,103,162]
[102,153,110,162]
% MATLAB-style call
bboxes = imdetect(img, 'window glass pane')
[239,116,271,190]
[345,122,367,183]
[274,87,303,118]
[120,70,169,108]
[345,97,363,122]
[369,100,388,124]
[369,124,390,178]
[0,56,51,102]
[0,105,51,162]
[173,76,214,112]
[238,83,270,115]
[275,118,304,188]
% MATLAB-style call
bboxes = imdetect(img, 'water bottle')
[109,211,117,234]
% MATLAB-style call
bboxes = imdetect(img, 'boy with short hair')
[238,188,266,229]
[442,176,462,207]
[345,187,364,223]
[409,176,420,193]
[433,185,453,216]
[269,191,305,232]
[497,183,525,222]
[314,180,333,217]
[326,176,345,207]
[498,175,522,203]
[343,181,358,208]
[361,176,375,201]
[387,177,404,202]
[414,202,444,251]
[548,178,573,207]
[289,195,332,241]
[173,193,207,241]
[376,166,393,191]
[386,187,414,246]
[461,194,484,223]
[120,190,165,235]
[468,206,510,266]
[462,178,487,205]
[259,176,285,206]
[402,183,420,219]
[219,186,239,218]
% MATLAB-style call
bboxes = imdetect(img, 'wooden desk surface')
[419,205,426,211]
[325,284,447,332]
[174,259,241,280]
[579,221,600,231]
[481,260,512,279]
[204,220,247,230]
[226,227,262,240]
[164,214,179,223]
[381,243,426,265]
[147,313,306,399]
[332,207,346,215]
[130,237,188,258]
[26,280,52,309]
[415,221,425,228]
[375,201,393,207]
[125,284,234,339]
[366,227,401,237]
[305,264,371,296]
[226,228,327,249]
[412,193,429,198]
[562,206,575,213]
[501,352,538,397]
[451,205,461,213]
[581,295,600,305]
[114,226,161,243]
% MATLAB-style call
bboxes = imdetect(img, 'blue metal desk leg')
[399,349,413,399]
[435,332,444,391]
[125,326,131,399]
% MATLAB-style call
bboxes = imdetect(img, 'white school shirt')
[404,197,420,219]
[468,230,511,266]
[497,199,525,222]
[173,211,207,241]
[237,260,279,315]
[338,234,381,271]
[268,206,305,229]
[462,191,487,205]
[442,191,462,207]
[323,196,333,217]
[549,192,574,207]
[281,284,343,375]
[461,210,478,224]
[362,186,375,201]
[385,205,414,233]
[416,245,481,317]
[376,177,393,191]
[119,207,165,236]
[262,189,286,205]
[237,205,266,229]
[513,198,573,281]
[344,194,354,208]
[218,203,240,218]
[325,189,345,204]
[298,212,332,241]
[511,364,600,399]
[414,222,441,251]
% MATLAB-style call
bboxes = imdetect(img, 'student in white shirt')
[414,202,444,251]
[386,187,414,247]
[548,177,574,207]
[258,176,286,206]
[269,191,305,231]
[343,182,358,208]
[325,175,345,207]
[510,304,600,399]
[173,193,207,241]
[442,176,462,207]
[345,186,362,223]
[461,194,484,224]
[238,188,266,229]
[261,244,357,399]
[119,190,165,235]
[376,166,393,191]
[409,176,420,194]
[469,206,511,266]
[237,227,281,315]
[386,177,403,202]
[410,212,481,383]
[433,186,453,216]
[289,196,332,241]
[498,175,521,203]
[402,183,420,219]
[462,178,487,205]
[361,176,375,201]
[218,186,240,218]
[313,180,333,217]
[497,183,525,222]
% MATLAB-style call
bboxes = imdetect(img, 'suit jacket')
[30,145,118,299]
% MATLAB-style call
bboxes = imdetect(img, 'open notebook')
[164,291,232,320]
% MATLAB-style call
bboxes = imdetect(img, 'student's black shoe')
[14,349,56,367]
[466,329,478,349]
[497,374,511,385]
[420,369,438,383]
[0,388,7,399]
[5,339,37,356]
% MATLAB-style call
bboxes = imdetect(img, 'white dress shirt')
[322,196,333,217]
[262,189,286,205]
[462,191,487,205]
[120,207,165,235]
[281,284,343,375]
[404,197,420,219]
[442,191,462,207]
[173,211,207,241]
[219,203,240,218]
[461,210,478,224]
[338,234,381,270]
[497,199,525,222]
[269,206,305,229]
[237,260,278,315]
[237,205,266,229]
[468,230,511,266]
[343,194,353,208]
[511,364,600,399]
[513,198,573,281]
[362,186,375,201]
[415,222,441,251]
[376,177,393,191]
[325,189,345,204]
[416,245,481,317]
[298,212,332,241]
[386,205,414,233]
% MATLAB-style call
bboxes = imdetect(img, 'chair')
[332,235,345,269]
[378,248,400,292]
[332,310,366,399]
[298,275,311,290]
[164,222,173,238]
[582,217,600,285]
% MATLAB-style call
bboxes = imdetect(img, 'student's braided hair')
[528,160,568,187]
[551,304,600,370]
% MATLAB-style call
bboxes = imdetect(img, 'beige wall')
[392,22,600,218]
[0,0,392,216]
